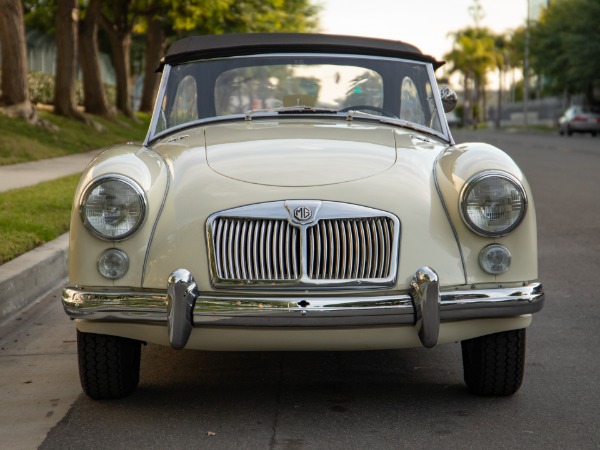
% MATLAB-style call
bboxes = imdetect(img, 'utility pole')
[468,0,485,128]
[524,0,530,128]
[468,0,485,27]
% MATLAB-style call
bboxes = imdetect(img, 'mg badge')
[293,206,312,222]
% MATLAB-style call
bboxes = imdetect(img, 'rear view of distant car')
[558,105,600,136]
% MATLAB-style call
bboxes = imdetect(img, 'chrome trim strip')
[63,278,544,330]
[433,151,468,284]
[145,64,171,145]
[427,63,455,145]
[142,155,171,286]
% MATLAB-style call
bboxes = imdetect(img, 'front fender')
[435,142,538,285]
[68,144,169,287]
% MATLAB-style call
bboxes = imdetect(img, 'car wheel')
[77,330,141,399]
[461,328,525,396]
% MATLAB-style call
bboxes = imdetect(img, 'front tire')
[461,329,526,396]
[77,330,141,399]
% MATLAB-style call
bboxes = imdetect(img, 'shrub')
[27,72,114,108]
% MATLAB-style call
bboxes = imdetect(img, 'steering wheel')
[340,105,398,118]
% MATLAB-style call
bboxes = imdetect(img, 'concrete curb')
[0,233,69,322]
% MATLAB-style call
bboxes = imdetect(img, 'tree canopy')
[15,0,321,119]
[531,0,600,103]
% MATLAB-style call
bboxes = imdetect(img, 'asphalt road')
[3,129,600,449]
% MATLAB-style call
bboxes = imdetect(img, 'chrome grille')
[208,201,400,287]
[306,218,394,280]
[212,218,301,280]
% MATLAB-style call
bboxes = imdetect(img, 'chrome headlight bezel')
[80,175,147,241]
[459,171,528,237]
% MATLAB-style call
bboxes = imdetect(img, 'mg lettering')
[293,206,312,221]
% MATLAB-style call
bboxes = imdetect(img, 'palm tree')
[445,27,497,127]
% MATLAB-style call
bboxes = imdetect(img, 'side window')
[169,75,198,127]
[399,77,425,125]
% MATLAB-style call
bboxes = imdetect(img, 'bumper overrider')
[62,267,544,350]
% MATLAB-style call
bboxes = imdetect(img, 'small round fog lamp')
[97,249,129,280]
[479,244,511,275]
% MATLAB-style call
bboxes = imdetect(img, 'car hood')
[140,120,464,290]
[204,121,397,187]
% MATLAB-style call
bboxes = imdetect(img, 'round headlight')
[81,176,146,240]
[460,171,527,237]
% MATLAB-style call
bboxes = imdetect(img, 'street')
[2,129,599,449]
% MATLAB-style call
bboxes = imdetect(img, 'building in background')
[530,0,550,20]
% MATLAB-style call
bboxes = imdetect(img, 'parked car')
[62,33,544,399]
[558,105,600,136]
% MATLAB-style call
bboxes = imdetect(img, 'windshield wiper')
[245,106,338,121]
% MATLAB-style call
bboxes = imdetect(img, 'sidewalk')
[0,150,100,323]
[0,150,99,193]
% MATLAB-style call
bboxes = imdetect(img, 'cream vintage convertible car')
[62,33,544,399]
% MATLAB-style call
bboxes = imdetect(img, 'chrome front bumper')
[63,267,544,350]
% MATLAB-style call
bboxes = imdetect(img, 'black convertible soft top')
[159,33,444,71]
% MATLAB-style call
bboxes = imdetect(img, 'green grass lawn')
[0,174,80,264]
[0,109,150,263]
[0,110,149,165]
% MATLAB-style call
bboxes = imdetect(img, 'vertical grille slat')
[351,220,360,278]
[265,221,273,279]
[239,221,248,280]
[334,221,342,279]
[251,220,259,279]
[371,220,379,278]
[246,220,256,280]
[221,219,230,279]
[212,215,395,283]
[259,220,266,279]
[269,221,283,280]
[291,227,299,279]
[315,222,322,278]
[214,218,225,278]
[364,220,373,278]
[345,220,353,279]
[382,217,392,277]
[327,221,335,280]
[279,221,286,279]
[339,220,347,278]
[232,220,241,279]
[359,221,367,279]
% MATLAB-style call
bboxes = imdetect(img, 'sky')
[321,0,529,61]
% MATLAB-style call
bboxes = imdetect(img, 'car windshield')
[149,54,446,140]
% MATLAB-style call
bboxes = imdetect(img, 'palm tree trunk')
[79,0,112,117]
[54,0,89,122]
[100,0,135,118]
[0,0,37,122]
[139,15,165,112]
